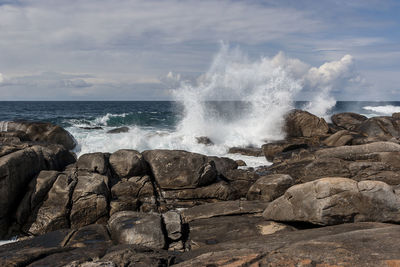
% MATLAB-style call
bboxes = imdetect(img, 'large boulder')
[108,211,165,249]
[284,110,329,138]
[356,116,400,139]
[77,153,109,175]
[109,149,148,178]
[5,121,76,150]
[142,150,217,189]
[263,177,400,225]
[331,112,367,131]
[322,129,353,147]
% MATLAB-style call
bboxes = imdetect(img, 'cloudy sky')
[0,0,399,100]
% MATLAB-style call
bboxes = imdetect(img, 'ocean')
[1,101,400,167]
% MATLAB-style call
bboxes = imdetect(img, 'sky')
[0,0,399,101]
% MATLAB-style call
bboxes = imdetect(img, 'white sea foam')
[69,45,357,167]
[363,105,400,115]
[0,121,9,132]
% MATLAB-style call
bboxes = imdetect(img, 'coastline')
[1,109,400,265]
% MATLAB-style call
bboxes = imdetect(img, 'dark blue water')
[0,101,400,128]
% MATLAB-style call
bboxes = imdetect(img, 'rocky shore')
[1,110,400,266]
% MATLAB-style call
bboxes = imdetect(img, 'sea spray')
[68,45,358,167]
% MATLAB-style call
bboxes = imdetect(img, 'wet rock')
[6,121,77,150]
[235,160,246,166]
[263,177,400,225]
[143,150,217,189]
[109,149,147,178]
[79,126,103,130]
[77,153,109,175]
[331,112,367,131]
[107,127,129,134]
[247,174,294,201]
[195,136,213,146]
[228,147,263,157]
[284,109,329,138]
[108,211,165,249]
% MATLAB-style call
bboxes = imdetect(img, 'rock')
[77,153,109,175]
[331,112,367,131]
[143,150,217,189]
[24,172,77,235]
[181,200,269,223]
[315,141,400,160]
[110,175,155,214]
[109,149,147,178]
[322,129,353,146]
[161,181,238,207]
[207,156,238,177]
[284,109,329,138]
[162,211,182,241]
[174,222,400,266]
[65,224,111,248]
[108,211,165,249]
[107,127,129,134]
[262,141,310,162]
[247,174,294,201]
[195,136,213,146]
[263,177,400,225]
[95,245,173,267]
[235,160,246,166]
[0,145,75,237]
[16,170,60,226]
[228,147,263,157]
[6,121,76,150]
[356,116,399,139]
[188,215,295,250]
[79,126,103,130]
[222,169,259,197]
[70,172,110,228]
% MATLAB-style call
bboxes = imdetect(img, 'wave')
[363,105,400,115]
[68,45,357,167]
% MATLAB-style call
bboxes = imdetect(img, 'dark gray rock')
[143,150,217,189]
[108,211,165,249]
[109,149,147,178]
[247,174,294,201]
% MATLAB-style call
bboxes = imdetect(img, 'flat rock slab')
[175,222,400,266]
[108,211,165,249]
[181,200,269,223]
[263,177,400,225]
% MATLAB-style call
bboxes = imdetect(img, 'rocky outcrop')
[284,109,329,138]
[107,127,129,134]
[263,177,400,225]
[331,112,367,131]
[143,150,217,189]
[4,121,77,150]
[228,146,263,157]
[109,149,148,178]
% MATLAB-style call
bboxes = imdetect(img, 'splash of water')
[174,43,302,148]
